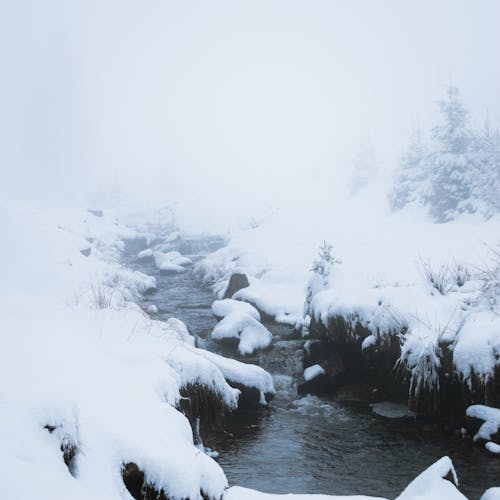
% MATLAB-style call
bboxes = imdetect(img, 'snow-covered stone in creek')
[172,256,193,266]
[466,404,500,442]
[212,298,261,321]
[146,304,158,314]
[160,263,187,274]
[224,487,387,499]
[303,364,326,382]
[486,441,500,454]
[482,487,500,500]
[211,311,272,355]
[395,456,465,500]
[154,251,189,273]
[137,248,153,259]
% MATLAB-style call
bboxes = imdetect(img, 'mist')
[2,0,500,212]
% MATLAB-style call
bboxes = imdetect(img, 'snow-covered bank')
[0,203,266,500]
[195,196,500,418]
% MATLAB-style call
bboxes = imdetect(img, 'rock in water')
[223,273,250,299]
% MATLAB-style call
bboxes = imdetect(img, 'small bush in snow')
[304,242,342,316]
[480,244,500,309]
[417,258,454,296]
[310,241,342,286]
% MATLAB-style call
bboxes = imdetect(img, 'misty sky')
[1,0,500,207]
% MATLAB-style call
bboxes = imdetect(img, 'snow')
[395,456,465,500]
[212,298,261,321]
[482,488,500,500]
[173,255,194,266]
[153,250,191,273]
[147,304,159,314]
[137,248,153,259]
[211,311,273,355]
[303,364,326,381]
[0,204,239,500]
[1,201,497,499]
[466,405,500,443]
[224,487,386,500]
[224,457,466,500]
[485,442,500,454]
[194,349,276,404]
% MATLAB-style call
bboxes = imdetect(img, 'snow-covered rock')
[224,487,386,499]
[146,304,158,314]
[395,456,465,499]
[303,364,326,382]
[137,248,153,259]
[466,404,500,448]
[482,487,500,500]
[154,250,191,273]
[212,298,261,321]
[173,255,193,266]
[211,311,272,356]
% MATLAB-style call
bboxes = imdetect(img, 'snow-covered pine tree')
[426,85,473,222]
[389,128,429,210]
[469,116,500,217]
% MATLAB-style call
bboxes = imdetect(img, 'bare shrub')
[480,244,500,309]
[89,281,123,309]
[417,258,453,295]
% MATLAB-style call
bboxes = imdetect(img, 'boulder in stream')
[223,273,250,299]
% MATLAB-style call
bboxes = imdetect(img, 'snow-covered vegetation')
[390,85,500,222]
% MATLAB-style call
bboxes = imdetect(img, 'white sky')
[1,0,500,208]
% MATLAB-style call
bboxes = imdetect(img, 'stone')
[223,273,250,299]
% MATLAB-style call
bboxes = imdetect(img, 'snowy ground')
[1,200,497,499]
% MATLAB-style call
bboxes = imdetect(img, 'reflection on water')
[124,239,496,500]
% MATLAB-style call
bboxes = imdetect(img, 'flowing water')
[123,238,496,500]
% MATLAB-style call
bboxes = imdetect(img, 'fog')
[2,0,500,213]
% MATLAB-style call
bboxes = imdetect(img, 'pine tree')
[426,85,473,222]
[389,128,429,210]
[389,85,500,221]
[469,117,500,216]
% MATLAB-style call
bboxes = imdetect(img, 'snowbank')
[0,204,236,500]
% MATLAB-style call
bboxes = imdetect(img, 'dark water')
[123,238,497,500]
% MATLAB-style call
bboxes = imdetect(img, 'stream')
[123,237,496,500]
